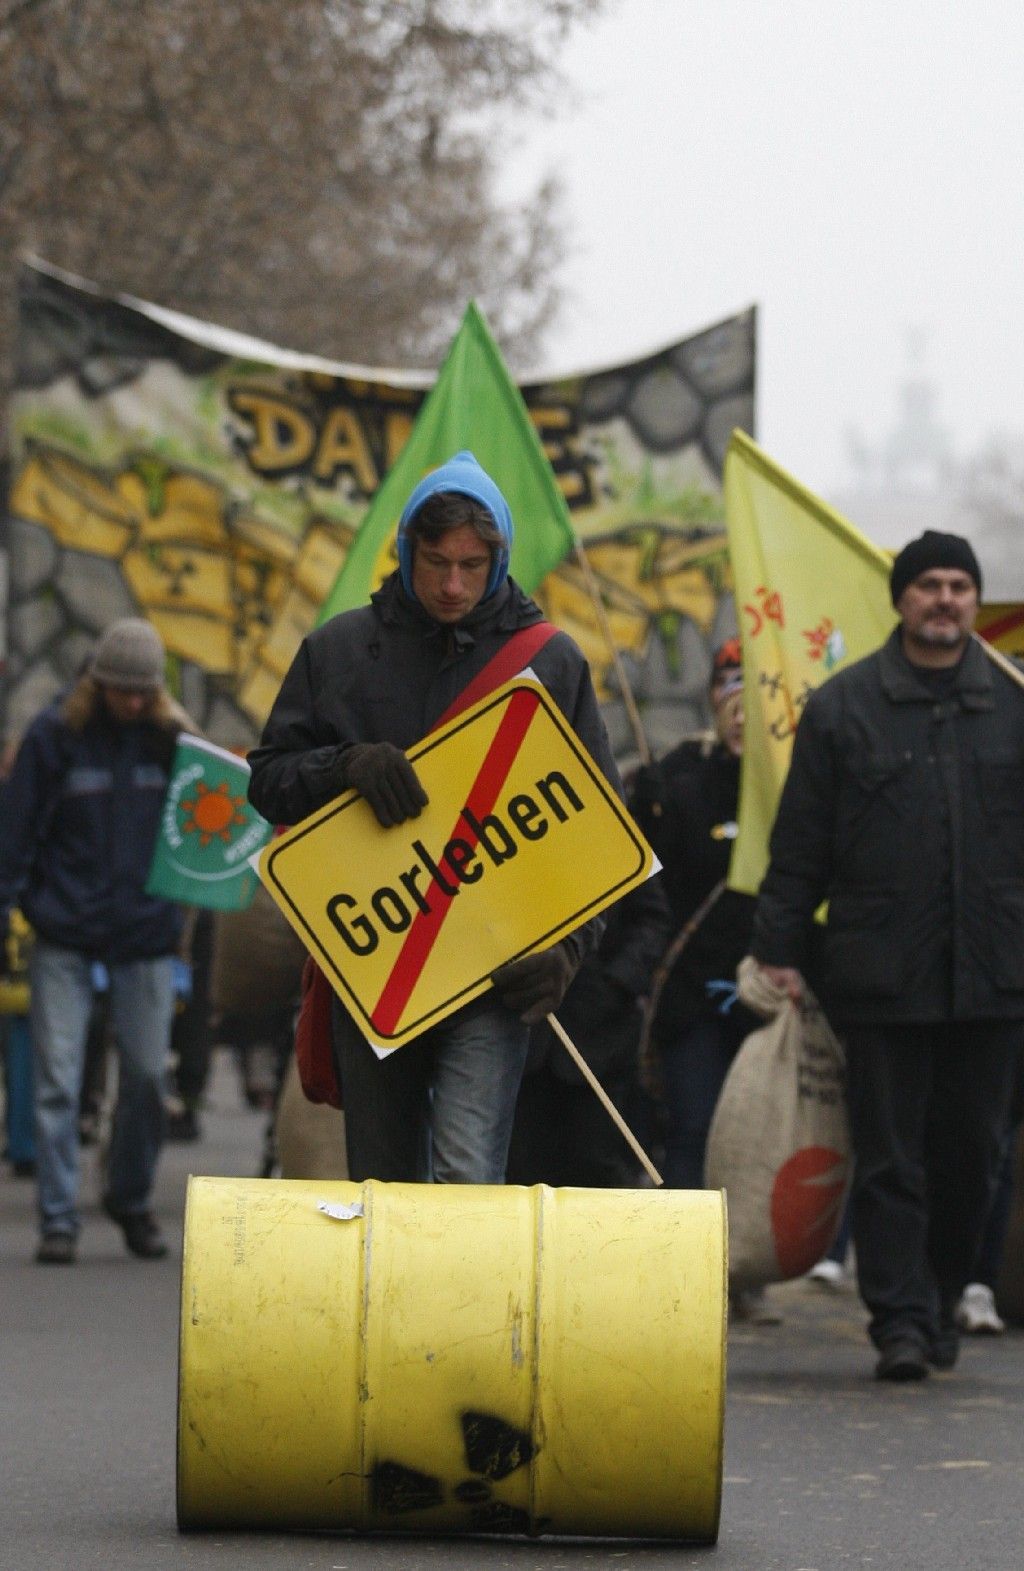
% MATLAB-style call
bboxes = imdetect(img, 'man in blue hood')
[249,451,621,1184]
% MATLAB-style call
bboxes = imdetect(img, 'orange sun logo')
[180,780,248,847]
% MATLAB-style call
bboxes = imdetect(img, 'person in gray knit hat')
[0,615,198,1264]
[90,617,166,692]
[749,530,1024,1382]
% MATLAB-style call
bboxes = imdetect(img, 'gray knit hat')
[90,618,165,691]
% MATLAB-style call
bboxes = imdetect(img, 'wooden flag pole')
[546,1010,663,1187]
[637,880,727,1071]
[572,542,653,767]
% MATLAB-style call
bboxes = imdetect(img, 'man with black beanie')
[750,530,1024,1381]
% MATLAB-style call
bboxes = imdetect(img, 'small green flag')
[145,735,273,911]
[317,301,576,621]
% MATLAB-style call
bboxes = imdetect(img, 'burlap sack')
[705,956,851,1289]
[209,883,306,1020]
[274,1054,348,1180]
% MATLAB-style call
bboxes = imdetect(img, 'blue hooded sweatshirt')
[396,450,513,603]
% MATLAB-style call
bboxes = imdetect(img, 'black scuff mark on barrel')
[453,1478,492,1504]
[371,1460,444,1515]
[460,1410,535,1480]
[467,1499,534,1534]
[371,1411,539,1529]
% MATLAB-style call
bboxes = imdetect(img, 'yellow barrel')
[177,1177,726,1541]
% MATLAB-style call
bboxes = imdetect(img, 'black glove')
[341,742,428,828]
[492,941,580,1025]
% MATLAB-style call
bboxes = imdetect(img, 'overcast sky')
[509,0,1024,500]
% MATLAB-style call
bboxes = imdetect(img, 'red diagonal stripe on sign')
[370,687,540,1038]
[977,606,1024,645]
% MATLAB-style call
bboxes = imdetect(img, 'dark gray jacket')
[248,572,622,962]
[752,629,1024,1025]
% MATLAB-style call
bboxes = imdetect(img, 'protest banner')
[257,677,656,1053]
[6,259,753,758]
[146,734,272,911]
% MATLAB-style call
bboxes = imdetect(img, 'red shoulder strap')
[434,621,558,730]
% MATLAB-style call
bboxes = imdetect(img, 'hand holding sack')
[340,742,428,827]
[492,941,580,1025]
[704,956,851,1290]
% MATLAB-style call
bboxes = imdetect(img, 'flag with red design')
[724,431,896,895]
[146,735,273,911]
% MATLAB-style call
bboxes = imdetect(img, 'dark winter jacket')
[752,629,1024,1025]
[0,680,193,962]
[650,744,758,1033]
[526,872,673,1085]
[248,572,622,963]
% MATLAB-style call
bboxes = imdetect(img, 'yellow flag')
[723,431,896,895]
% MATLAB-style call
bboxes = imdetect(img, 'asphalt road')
[2,1052,1022,1571]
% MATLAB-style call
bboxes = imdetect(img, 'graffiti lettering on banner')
[257,678,656,1053]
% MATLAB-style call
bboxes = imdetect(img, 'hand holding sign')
[492,942,579,1024]
[341,742,428,827]
[258,676,656,1052]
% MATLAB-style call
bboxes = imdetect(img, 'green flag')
[317,301,576,621]
[146,735,273,911]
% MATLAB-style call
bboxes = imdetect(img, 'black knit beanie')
[889,530,982,607]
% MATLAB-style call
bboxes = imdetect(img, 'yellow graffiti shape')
[122,543,234,620]
[11,449,137,557]
[292,522,355,602]
[230,511,300,567]
[128,472,233,550]
[147,609,239,676]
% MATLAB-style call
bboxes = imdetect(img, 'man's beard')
[915,617,967,647]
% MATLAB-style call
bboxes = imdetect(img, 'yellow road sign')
[257,676,655,1051]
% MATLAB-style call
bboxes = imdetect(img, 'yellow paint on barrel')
[177,1177,726,1540]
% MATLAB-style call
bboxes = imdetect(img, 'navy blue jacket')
[0,689,186,962]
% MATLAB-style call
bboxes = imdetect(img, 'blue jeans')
[333,998,530,1183]
[30,943,174,1237]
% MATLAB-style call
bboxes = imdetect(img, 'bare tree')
[0,0,603,406]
